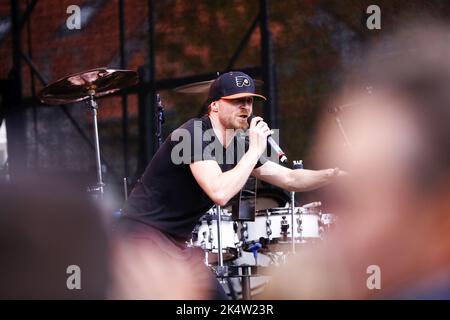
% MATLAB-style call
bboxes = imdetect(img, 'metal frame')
[4,0,278,185]
[119,0,129,179]
[6,0,26,179]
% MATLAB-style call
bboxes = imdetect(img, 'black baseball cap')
[208,71,266,102]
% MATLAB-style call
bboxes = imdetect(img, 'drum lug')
[240,222,248,241]
[208,226,213,244]
[280,216,290,237]
[297,217,303,234]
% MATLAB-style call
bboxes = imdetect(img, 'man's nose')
[241,100,252,107]
[240,104,251,112]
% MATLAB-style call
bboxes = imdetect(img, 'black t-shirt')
[121,115,266,239]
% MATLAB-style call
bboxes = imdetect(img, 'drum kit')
[188,197,336,299]
[189,201,336,262]
[39,68,337,299]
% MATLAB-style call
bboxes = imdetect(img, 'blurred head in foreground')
[109,235,211,300]
[262,19,450,299]
[0,174,109,299]
[0,173,207,300]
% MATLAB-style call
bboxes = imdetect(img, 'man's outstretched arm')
[252,160,344,192]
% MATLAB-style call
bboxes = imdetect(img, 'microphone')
[247,115,287,163]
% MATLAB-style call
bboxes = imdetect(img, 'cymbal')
[174,79,263,94]
[39,68,138,105]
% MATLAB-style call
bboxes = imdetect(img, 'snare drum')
[239,203,328,244]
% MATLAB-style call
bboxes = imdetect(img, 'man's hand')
[248,116,271,158]
[327,168,348,177]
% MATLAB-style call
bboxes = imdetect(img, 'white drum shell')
[239,206,326,243]
[191,209,239,252]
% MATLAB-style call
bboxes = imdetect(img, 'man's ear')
[211,101,219,112]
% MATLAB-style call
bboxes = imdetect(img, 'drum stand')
[215,205,228,278]
[214,205,254,300]
[291,160,304,254]
[241,266,252,300]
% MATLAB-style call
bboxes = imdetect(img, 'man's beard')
[235,121,249,130]
[220,113,250,130]
[232,116,249,130]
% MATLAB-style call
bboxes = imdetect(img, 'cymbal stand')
[86,92,105,199]
[334,114,352,148]
[123,177,128,201]
[155,93,165,149]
